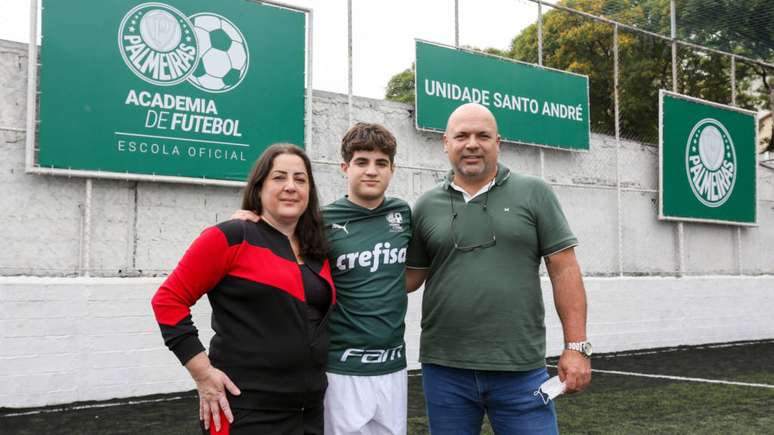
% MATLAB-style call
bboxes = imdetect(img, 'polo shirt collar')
[442,162,511,190]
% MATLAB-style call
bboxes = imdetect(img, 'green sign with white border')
[659,90,757,225]
[415,40,590,151]
[37,0,306,182]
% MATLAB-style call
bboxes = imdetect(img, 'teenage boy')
[322,123,410,435]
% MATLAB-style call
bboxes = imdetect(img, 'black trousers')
[202,390,324,435]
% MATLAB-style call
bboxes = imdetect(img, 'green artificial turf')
[408,375,774,435]
[3,341,773,434]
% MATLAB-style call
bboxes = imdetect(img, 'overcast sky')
[0,0,555,99]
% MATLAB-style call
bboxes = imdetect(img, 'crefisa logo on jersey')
[118,3,250,93]
[386,212,404,232]
[685,118,736,207]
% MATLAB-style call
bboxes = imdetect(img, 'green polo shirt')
[407,164,577,371]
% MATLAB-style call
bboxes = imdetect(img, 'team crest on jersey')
[685,118,736,207]
[386,212,404,232]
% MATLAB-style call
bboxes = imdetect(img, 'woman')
[151,143,335,434]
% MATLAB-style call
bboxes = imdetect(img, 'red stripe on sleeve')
[152,226,240,326]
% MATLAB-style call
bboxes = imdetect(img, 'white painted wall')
[0,277,213,408]
[1,39,773,408]
[2,276,772,408]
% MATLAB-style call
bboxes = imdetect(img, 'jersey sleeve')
[531,180,578,257]
[150,224,242,364]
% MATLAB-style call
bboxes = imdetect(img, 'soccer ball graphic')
[187,13,249,93]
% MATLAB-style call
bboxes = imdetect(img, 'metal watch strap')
[565,341,592,357]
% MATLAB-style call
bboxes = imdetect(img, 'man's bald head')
[445,103,499,135]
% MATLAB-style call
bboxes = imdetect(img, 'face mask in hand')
[535,375,566,404]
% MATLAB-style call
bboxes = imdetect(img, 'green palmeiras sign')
[659,90,757,226]
[414,40,590,151]
[37,0,306,182]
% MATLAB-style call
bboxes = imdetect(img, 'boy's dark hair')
[340,122,397,164]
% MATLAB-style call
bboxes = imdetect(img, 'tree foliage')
[678,0,773,61]
[384,0,773,148]
[385,65,415,104]
[679,0,774,150]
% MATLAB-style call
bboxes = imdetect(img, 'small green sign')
[659,91,757,225]
[38,0,306,182]
[415,40,590,151]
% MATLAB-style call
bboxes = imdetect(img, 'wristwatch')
[565,341,593,357]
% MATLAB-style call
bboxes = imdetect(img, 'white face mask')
[535,375,566,404]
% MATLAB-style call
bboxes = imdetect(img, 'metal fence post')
[731,56,737,106]
[454,0,459,48]
[25,0,39,173]
[730,55,744,275]
[537,0,543,66]
[614,24,623,276]
[670,0,685,276]
[537,0,545,179]
[347,0,353,127]
[305,9,314,158]
[83,178,93,277]
[670,0,678,93]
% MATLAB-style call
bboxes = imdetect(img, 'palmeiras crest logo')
[119,3,250,93]
[685,118,736,208]
[386,212,404,232]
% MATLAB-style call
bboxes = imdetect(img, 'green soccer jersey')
[324,196,412,375]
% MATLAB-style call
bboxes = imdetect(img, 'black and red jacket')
[151,219,336,397]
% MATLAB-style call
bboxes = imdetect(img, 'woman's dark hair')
[241,143,328,261]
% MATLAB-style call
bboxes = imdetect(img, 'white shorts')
[324,369,408,435]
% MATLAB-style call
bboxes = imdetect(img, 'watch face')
[582,342,593,356]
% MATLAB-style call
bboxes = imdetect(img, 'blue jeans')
[422,363,558,435]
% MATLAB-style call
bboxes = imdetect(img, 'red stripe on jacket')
[152,227,238,326]
[152,223,336,326]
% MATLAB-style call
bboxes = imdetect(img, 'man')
[235,123,411,435]
[405,103,591,435]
